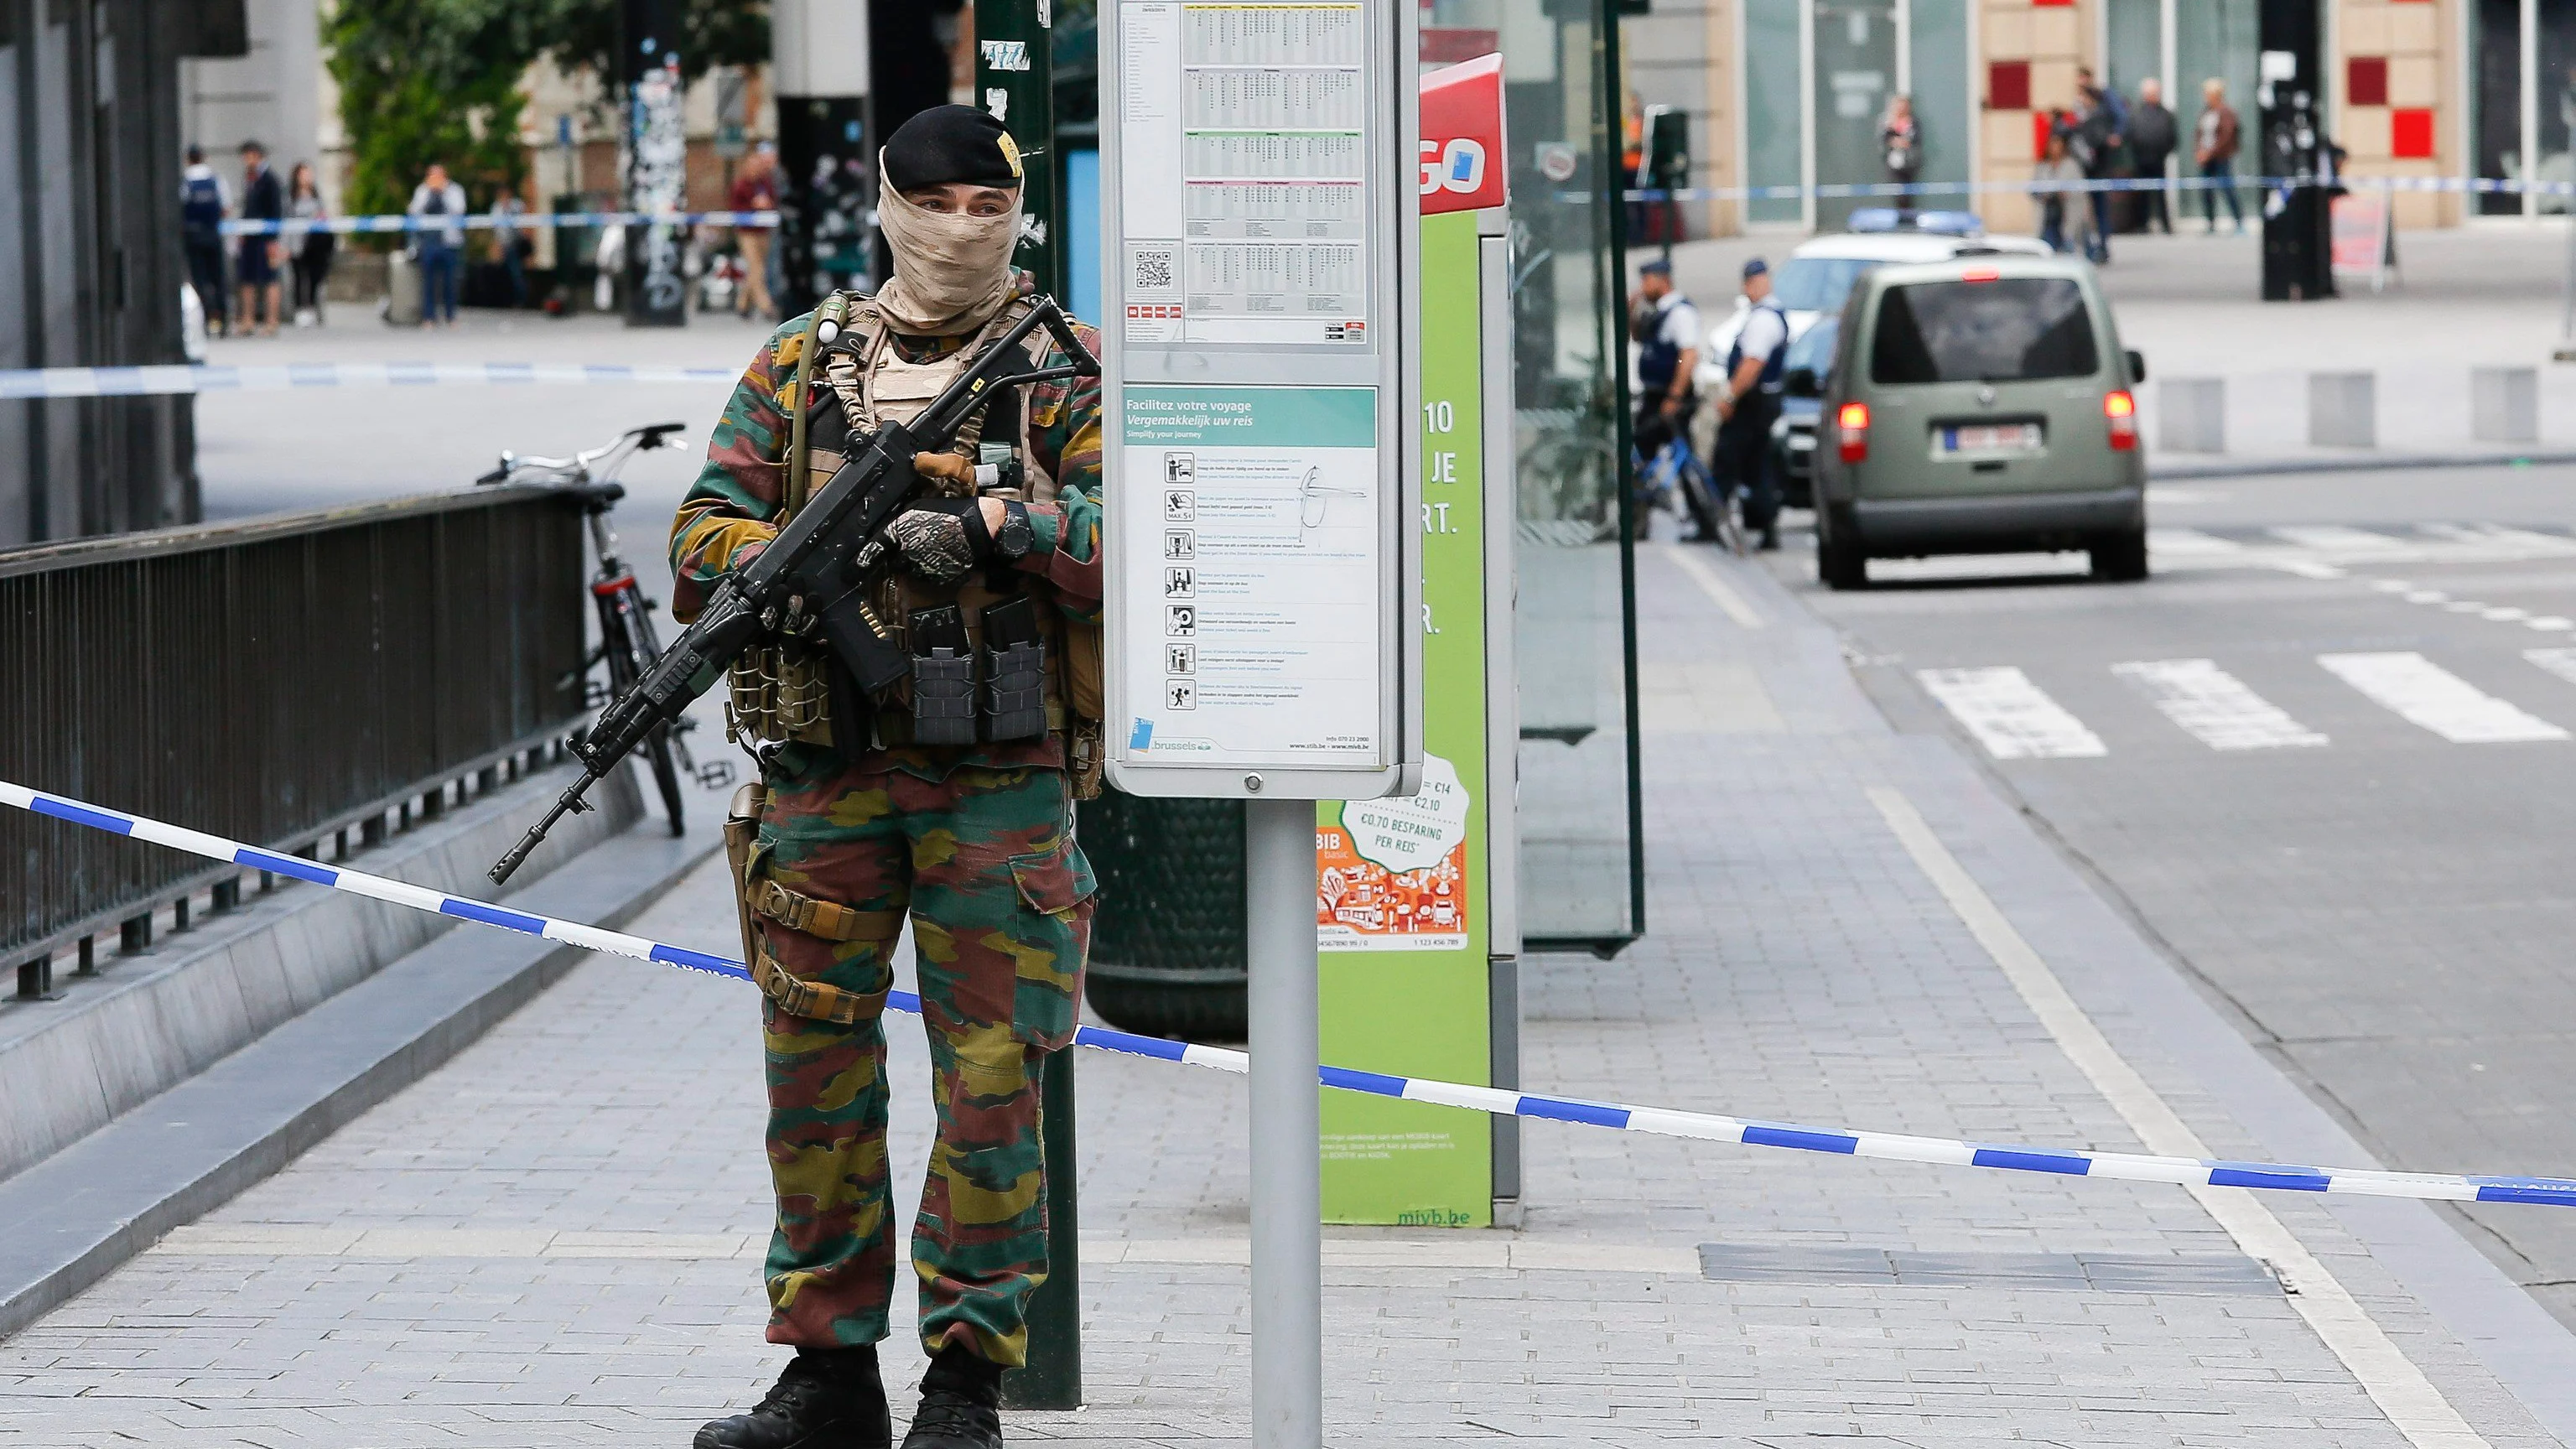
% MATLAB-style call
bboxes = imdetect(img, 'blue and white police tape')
[218,210,780,238]
[0,361,740,402]
[8,773,2573,1211]
[1612,174,2576,204]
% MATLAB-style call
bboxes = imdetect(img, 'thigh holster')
[728,794,903,1026]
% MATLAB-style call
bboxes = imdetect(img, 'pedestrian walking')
[1880,93,1922,197]
[235,140,284,335]
[407,162,467,328]
[2071,70,2122,262]
[731,143,780,321]
[2194,78,2246,234]
[492,189,529,309]
[2033,128,2092,257]
[2127,78,2179,234]
[180,144,231,338]
[673,104,1104,1449]
[286,162,335,326]
[1714,257,1788,552]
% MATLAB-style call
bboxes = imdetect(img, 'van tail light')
[1836,402,1872,462]
[2103,389,2138,452]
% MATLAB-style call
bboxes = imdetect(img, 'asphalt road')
[1762,461,2576,1330]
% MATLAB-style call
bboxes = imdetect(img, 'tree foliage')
[329,0,775,240]
[326,0,553,228]
[537,1,774,91]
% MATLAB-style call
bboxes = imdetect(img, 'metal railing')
[0,488,589,993]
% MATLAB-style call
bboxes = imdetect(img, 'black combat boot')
[696,1347,892,1449]
[896,1344,1004,1449]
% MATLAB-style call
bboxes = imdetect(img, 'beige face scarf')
[874,166,1023,336]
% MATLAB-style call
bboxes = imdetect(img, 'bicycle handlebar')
[476,422,689,491]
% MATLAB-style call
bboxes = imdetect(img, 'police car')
[1698,211,2050,508]
[1692,210,2051,405]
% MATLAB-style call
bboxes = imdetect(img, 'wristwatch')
[993,501,1037,562]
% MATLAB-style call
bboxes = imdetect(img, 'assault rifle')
[489,296,1098,885]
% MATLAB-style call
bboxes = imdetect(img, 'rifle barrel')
[488,777,596,886]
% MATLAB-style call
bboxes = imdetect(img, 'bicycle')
[475,423,734,834]
[1633,426,1743,556]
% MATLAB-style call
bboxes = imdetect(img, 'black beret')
[882,105,1024,193]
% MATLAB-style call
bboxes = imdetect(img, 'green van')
[1809,255,2148,590]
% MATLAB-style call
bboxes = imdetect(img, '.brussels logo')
[1419,137,1488,196]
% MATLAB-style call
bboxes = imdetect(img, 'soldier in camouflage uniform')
[677,106,1103,1449]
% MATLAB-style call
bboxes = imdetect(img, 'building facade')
[1625,0,2570,236]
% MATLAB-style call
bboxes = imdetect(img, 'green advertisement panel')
[1318,210,1492,1226]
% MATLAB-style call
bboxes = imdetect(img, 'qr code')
[1131,246,1176,292]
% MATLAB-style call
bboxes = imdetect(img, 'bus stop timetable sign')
[1103,0,1420,802]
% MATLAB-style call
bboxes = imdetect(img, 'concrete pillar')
[2471,367,2539,444]
[2309,372,2376,448]
[2156,378,2226,454]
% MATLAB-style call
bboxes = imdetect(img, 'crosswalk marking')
[1917,667,2107,759]
[2524,648,2576,688]
[2112,660,2329,750]
[2317,652,2570,744]
[2418,522,2576,554]
[2270,524,2407,553]
[2148,527,2246,558]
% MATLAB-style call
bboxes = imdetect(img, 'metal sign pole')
[1098,3,1420,1438]
[1246,794,1323,1448]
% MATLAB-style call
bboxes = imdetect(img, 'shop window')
[1988,60,2030,112]
[2392,107,2436,159]
[2347,56,2387,106]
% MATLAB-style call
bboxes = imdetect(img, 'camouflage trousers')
[752,751,1094,1366]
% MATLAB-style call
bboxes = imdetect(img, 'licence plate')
[1937,423,2044,455]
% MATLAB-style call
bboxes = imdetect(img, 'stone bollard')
[2309,371,2376,448]
[2471,367,2539,444]
[2157,378,2226,454]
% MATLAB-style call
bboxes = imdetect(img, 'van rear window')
[1868,278,2099,384]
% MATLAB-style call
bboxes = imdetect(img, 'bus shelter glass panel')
[1426,0,1644,953]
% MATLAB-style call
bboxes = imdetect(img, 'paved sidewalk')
[5,548,2574,1446]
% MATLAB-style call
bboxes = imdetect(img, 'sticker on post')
[1318,756,1471,951]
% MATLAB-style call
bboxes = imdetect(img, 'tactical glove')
[884,499,993,585]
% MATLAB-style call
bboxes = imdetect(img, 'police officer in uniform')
[1713,257,1789,552]
[674,105,1104,1449]
[181,145,230,338]
[1628,257,1710,534]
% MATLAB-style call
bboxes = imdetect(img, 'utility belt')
[722,578,1103,776]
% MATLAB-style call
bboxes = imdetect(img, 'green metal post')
[977,0,1081,1412]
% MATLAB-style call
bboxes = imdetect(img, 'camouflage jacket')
[671,276,1104,776]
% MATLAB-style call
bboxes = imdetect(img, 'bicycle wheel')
[645,724,687,836]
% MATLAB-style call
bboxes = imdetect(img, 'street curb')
[2151,449,2576,481]
[0,812,723,1342]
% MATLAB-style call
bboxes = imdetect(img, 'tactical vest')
[182,173,224,245]
[1725,298,1790,397]
[1635,295,1689,393]
[723,291,1105,791]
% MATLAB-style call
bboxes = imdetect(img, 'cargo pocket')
[1005,837,1098,1050]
